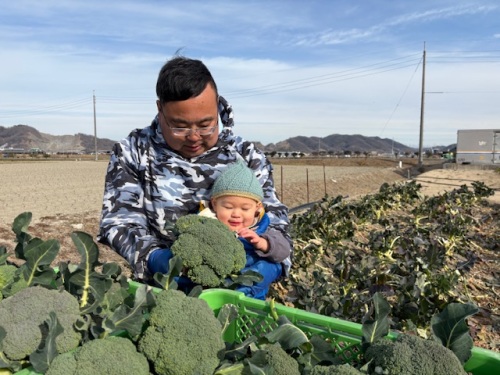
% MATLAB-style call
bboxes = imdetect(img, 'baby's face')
[211,196,261,231]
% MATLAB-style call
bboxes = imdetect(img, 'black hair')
[156,56,218,103]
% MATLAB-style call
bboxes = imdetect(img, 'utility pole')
[93,90,98,161]
[418,43,426,169]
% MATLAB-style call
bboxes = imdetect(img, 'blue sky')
[1,1,499,148]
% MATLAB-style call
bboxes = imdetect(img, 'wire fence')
[273,164,408,209]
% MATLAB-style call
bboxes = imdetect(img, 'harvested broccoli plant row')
[272,180,497,342]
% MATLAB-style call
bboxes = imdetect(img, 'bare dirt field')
[1,157,498,350]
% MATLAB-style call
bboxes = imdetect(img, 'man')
[98,56,292,283]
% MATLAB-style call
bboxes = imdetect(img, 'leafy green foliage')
[361,293,390,351]
[215,292,478,374]
[0,212,157,374]
[275,180,494,333]
[360,294,475,374]
[0,264,17,300]
[217,314,342,374]
[431,302,479,364]
[29,312,64,374]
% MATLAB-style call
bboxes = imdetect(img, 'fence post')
[306,168,309,203]
[280,165,284,204]
[323,164,327,196]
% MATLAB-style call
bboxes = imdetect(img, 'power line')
[226,56,422,98]
[0,97,92,118]
[225,54,421,94]
[1,50,498,118]
[379,57,423,138]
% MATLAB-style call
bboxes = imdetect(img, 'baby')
[200,160,291,300]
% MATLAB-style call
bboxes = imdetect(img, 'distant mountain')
[1,124,454,155]
[255,134,416,154]
[0,125,117,153]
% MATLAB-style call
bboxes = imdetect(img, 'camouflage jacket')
[97,97,292,281]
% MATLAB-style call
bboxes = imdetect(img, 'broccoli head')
[138,289,225,375]
[171,214,247,287]
[46,336,150,375]
[247,343,301,375]
[310,363,364,374]
[0,286,82,362]
[364,333,467,375]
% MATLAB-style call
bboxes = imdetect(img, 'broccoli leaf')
[217,303,239,335]
[153,254,183,290]
[72,231,99,271]
[0,247,9,265]
[100,276,130,312]
[100,262,122,278]
[22,238,59,286]
[29,311,63,374]
[225,270,263,288]
[12,212,33,260]
[70,271,111,313]
[223,335,259,362]
[101,283,156,339]
[0,326,10,367]
[265,316,310,351]
[214,362,246,374]
[57,261,77,291]
[431,302,478,364]
[70,231,102,309]
[246,355,269,374]
[308,335,342,367]
[11,212,32,235]
[187,285,203,298]
[361,292,390,351]
[246,358,268,375]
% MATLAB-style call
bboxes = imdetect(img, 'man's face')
[157,84,219,159]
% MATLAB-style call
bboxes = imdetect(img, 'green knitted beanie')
[211,161,264,202]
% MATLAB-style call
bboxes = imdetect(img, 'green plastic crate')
[197,288,500,375]
[12,284,500,374]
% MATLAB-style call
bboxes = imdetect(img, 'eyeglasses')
[160,110,217,137]
[169,125,217,137]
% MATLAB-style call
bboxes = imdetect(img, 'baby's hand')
[237,228,269,252]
